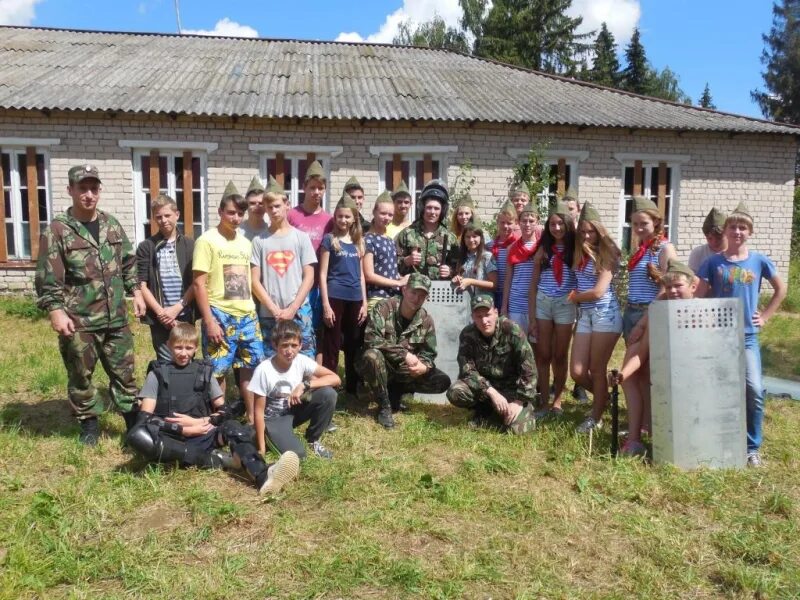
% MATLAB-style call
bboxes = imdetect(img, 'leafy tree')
[698,83,716,109]
[648,66,692,104]
[621,27,649,94]
[751,0,800,124]
[585,22,620,87]
[459,0,594,74]
[393,15,470,54]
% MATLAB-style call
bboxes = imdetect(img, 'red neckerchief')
[507,236,537,266]
[627,236,664,271]
[551,244,565,286]
[578,255,589,271]
[490,232,519,259]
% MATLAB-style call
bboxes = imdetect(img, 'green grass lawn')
[1,298,800,599]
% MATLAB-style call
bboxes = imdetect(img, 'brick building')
[1,26,798,291]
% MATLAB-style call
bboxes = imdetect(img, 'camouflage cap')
[343,175,363,192]
[407,272,431,293]
[246,175,265,196]
[68,164,102,184]
[392,180,411,200]
[632,195,659,213]
[666,259,695,279]
[509,181,531,198]
[304,160,325,183]
[375,189,393,205]
[702,208,726,235]
[335,193,358,211]
[265,175,285,196]
[549,199,570,220]
[731,201,752,220]
[454,193,476,210]
[222,180,241,199]
[579,201,602,224]
[470,291,494,312]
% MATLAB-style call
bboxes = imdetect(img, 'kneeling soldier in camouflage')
[447,293,537,434]
[358,273,451,428]
[127,323,299,495]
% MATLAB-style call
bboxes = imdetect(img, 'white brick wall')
[1,109,796,288]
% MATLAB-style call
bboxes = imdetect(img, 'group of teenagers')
[34,161,787,499]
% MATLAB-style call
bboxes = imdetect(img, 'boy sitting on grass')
[608,260,697,457]
[127,322,300,495]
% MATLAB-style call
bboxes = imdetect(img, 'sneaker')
[575,416,602,434]
[747,452,763,468]
[572,385,589,403]
[621,440,647,457]
[79,417,100,446]
[507,403,536,435]
[377,406,395,429]
[326,422,338,433]
[311,440,334,460]
[258,451,300,495]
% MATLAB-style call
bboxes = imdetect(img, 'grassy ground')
[1,299,800,599]
[760,258,800,381]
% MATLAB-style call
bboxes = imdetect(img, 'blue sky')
[0,0,777,119]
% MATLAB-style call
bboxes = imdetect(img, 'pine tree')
[621,27,649,94]
[698,83,716,109]
[587,22,620,87]
[751,0,800,123]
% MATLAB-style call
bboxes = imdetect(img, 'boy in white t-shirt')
[249,320,340,460]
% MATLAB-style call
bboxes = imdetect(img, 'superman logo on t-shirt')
[267,250,295,276]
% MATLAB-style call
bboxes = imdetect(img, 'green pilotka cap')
[335,193,358,211]
[500,199,518,217]
[407,272,431,292]
[454,193,476,210]
[375,189,393,205]
[246,175,265,196]
[519,201,538,215]
[222,180,241,199]
[343,176,363,193]
[632,195,659,213]
[561,186,579,203]
[579,201,601,223]
[470,292,495,312]
[265,175,285,196]
[509,181,531,198]
[702,208,726,235]
[731,201,752,220]
[666,259,694,279]
[304,160,325,182]
[549,199,570,219]
[392,180,411,199]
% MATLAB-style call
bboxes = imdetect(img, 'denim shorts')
[576,303,623,334]
[622,304,648,342]
[535,291,577,325]
[202,307,265,377]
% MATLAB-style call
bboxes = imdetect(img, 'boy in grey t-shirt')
[251,176,317,358]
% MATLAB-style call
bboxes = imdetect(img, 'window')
[1,147,51,261]
[131,150,206,245]
[614,154,688,252]
[506,149,588,215]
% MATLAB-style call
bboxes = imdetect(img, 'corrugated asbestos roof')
[1,26,798,135]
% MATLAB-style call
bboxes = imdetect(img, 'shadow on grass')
[0,398,77,437]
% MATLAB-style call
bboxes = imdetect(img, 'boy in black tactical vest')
[127,322,300,495]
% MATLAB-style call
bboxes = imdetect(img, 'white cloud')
[0,0,42,26]
[567,0,641,46]
[336,0,462,44]
[183,17,259,38]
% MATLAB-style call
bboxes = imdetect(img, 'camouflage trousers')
[58,326,137,419]
[447,380,520,409]
[357,348,451,399]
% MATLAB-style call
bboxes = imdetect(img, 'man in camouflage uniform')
[447,292,537,434]
[395,179,458,281]
[358,273,450,428]
[36,165,145,445]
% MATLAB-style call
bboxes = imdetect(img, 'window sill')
[0,260,36,270]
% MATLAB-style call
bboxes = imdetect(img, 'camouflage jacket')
[35,208,137,332]
[456,316,536,403]
[363,296,437,370]
[395,223,458,280]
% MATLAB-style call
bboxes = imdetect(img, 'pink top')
[287,205,333,253]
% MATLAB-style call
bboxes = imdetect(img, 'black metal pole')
[610,369,620,458]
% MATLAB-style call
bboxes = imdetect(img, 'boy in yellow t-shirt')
[193,181,265,421]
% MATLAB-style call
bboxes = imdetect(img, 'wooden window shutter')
[0,156,6,262]
[657,161,667,217]
[149,150,160,235]
[633,160,643,196]
[423,154,433,184]
[392,153,402,189]
[557,158,567,196]
[26,146,40,259]
[274,152,285,187]
[182,151,194,239]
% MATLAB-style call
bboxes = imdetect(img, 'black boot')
[376,395,395,428]
[121,410,138,432]
[79,417,100,446]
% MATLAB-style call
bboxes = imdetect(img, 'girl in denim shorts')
[528,200,576,415]
[568,203,622,434]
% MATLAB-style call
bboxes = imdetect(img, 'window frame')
[505,148,589,214]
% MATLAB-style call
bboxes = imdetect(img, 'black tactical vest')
[148,360,214,419]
